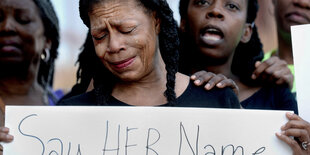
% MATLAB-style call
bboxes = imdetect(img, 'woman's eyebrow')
[15,8,33,15]
[91,25,107,34]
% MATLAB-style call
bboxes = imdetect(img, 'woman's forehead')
[88,0,147,26]
[89,0,140,13]
[0,0,38,11]
[89,0,143,19]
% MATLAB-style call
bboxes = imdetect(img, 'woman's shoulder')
[241,84,298,113]
[175,72,190,98]
[259,84,294,97]
[57,90,97,106]
[176,81,240,109]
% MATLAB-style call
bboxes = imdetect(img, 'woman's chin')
[113,71,142,82]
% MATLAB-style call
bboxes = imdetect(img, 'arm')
[191,70,239,96]
[252,56,294,89]
[276,113,310,155]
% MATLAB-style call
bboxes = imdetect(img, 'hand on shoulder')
[191,70,239,95]
[252,56,293,89]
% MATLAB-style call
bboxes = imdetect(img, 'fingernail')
[281,125,285,130]
[217,83,222,87]
[276,132,282,136]
[287,112,293,116]
[191,75,196,79]
[6,135,13,140]
[194,80,200,85]
[1,127,9,132]
[206,83,211,90]
[251,74,256,79]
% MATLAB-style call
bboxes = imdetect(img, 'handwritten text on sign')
[4,106,291,155]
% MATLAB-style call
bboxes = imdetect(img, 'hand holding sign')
[276,113,310,155]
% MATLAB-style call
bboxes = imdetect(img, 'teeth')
[203,34,221,41]
[207,28,219,33]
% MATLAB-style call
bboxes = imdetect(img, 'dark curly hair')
[72,0,180,105]
[33,0,59,103]
[179,0,264,86]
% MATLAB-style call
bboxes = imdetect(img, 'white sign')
[292,24,310,122]
[4,106,291,155]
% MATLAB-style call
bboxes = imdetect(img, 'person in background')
[58,0,242,103]
[57,0,239,107]
[178,0,298,113]
[59,32,240,101]
[0,0,60,152]
[178,0,309,153]
[262,0,310,94]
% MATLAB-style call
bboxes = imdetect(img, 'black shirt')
[241,85,298,114]
[59,82,240,109]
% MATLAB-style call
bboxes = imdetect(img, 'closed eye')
[120,26,137,34]
[16,16,32,25]
[93,34,107,41]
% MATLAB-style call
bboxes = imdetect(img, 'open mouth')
[200,26,224,45]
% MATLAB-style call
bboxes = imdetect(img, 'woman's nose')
[0,17,17,34]
[106,32,126,54]
[206,4,225,20]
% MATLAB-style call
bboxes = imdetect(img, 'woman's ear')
[180,19,186,33]
[45,39,52,50]
[240,23,253,43]
[153,12,161,34]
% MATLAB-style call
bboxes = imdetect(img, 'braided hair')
[76,0,179,105]
[179,0,263,86]
[231,0,264,86]
[33,0,60,103]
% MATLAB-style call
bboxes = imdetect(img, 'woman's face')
[273,0,310,33]
[89,0,160,82]
[0,0,47,77]
[183,0,251,61]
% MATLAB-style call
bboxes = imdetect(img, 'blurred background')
[50,0,278,93]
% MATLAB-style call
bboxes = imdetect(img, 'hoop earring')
[41,48,50,62]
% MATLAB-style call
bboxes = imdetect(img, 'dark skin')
[194,0,310,94]
[182,0,254,100]
[183,0,310,153]
[273,0,310,65]
[89,0,189,106]
[191,70,239,95]
[272,0,310,154]
[0,0,52,149]
[0,0,51,107]
[190,0,295,95]
[276,113,310,155]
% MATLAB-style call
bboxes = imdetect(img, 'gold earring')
[41,48,50,62]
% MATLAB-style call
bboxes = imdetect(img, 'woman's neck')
[277,31,294,65]
[233,78,261,102]
[201,53,235,78]
[200,53,262,102]
[0,77,45,105]
[112,52,168,106]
